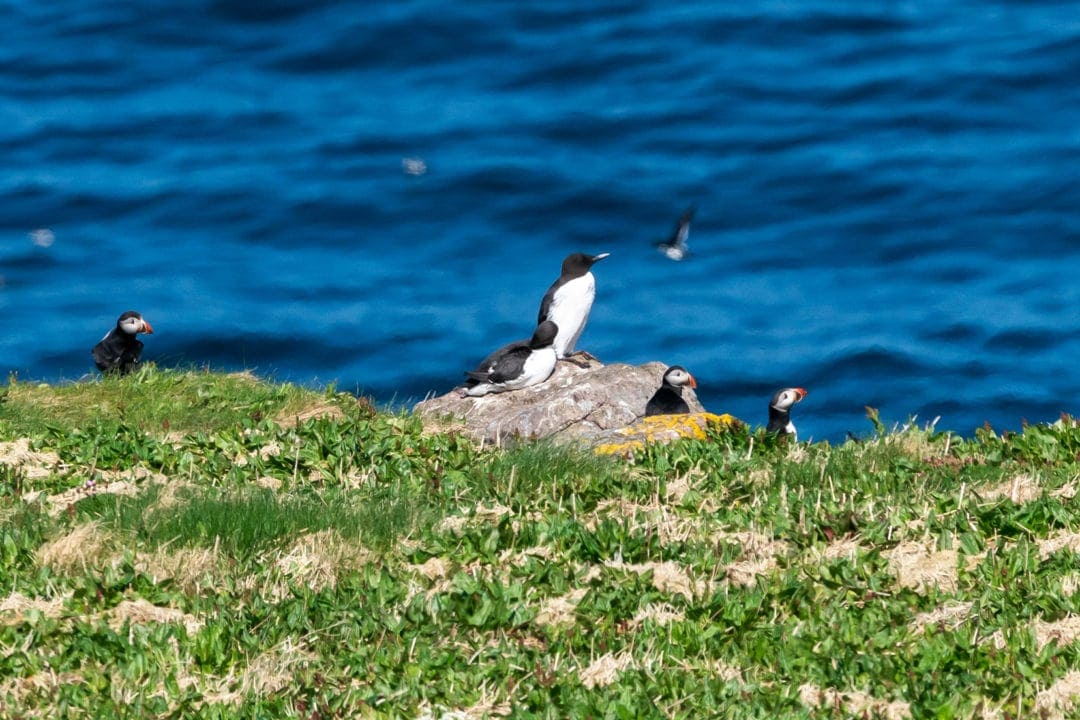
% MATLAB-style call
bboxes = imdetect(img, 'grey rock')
[414,359,705,446]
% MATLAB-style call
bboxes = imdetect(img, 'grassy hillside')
[2,368,1080,718]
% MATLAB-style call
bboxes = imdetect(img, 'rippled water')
[2,2,1079,441]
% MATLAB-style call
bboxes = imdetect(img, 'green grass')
[0,365,325,437]
[3,368,1080,718]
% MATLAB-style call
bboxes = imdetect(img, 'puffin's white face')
[664,366,697,389]
[771,387,807,411]
[118,314,153,335]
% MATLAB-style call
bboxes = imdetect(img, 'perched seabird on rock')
[92,311,153,375]
[656,206,694,261]
[767,387,807,440]
[645,365,698,416]
[463,321,559,397]
[537,252,609,360]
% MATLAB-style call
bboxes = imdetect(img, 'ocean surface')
[2,1,1079,442]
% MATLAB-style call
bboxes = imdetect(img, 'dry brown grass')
[1036,670,1080,720]
[0,591,69,625]
[0,668,83,713]
[534,588,587,627]
[579,650,635,689]
[885,540,958,594]
[603,560,703,600]
[630,602,685,628]
[0,438,62,480]
[798,682,911,719]
[35,522,114,572]
[106,598,202,635]
[197,636,317,705]
[910,601,974,633]
[273,401,345,426]
[990,615,1080,651]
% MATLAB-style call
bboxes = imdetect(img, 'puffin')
[92,311,154,375]
[645,365,698,416]
[767,387,807,440]
[537,252,609,360]
[463,320,559,397]
[656,206,694,261]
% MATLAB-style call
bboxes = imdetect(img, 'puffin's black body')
[645,365,698,416]
[92,311,153,375]
[767,387,807,438]
[463,321,559,396]
[537,252,609,359]
[656,206,694,261]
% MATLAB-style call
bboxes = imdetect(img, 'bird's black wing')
[92,332,120,371]
[537,280,559,325]
[463,337,528,386]
[471,338,527,376]
[487,346,532,383]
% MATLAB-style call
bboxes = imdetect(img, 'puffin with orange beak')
[767,387,807,439]
[92,311,153,375]
[645,365,698,416]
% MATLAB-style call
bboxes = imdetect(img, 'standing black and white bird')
[463,321,559,397]
[537,252,609,359]
[767,387,807,439]
[92,311,154,375]
[645,365,698,416]
[656,206,694,261]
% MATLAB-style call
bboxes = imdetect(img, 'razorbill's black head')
[463,320,559,397]
[92,311,154,375]
[767,387,807,439]
[656,206,694,261]
[645,365,698,416]
[537,252,610,359]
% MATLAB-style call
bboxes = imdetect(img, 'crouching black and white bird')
[767,387,807,439]
[92,311,154,375]
[656,206,694,261]
[645,365,698,416]
[462,321,558,397]
[537,252,609,360]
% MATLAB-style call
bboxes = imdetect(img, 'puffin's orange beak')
[688,374,698,389]
[141,320,154,335]
[794,387,807,400]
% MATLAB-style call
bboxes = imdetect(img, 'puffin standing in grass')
[463,321,559,397]
[537,252,609,360]
[92,311,153,375]
[645,365,698,416]
[767,387,807,440]
[656,206,694,261]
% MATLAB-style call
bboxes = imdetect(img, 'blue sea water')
[2,1,1079,442]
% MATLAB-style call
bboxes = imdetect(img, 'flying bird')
[656,206,694,261]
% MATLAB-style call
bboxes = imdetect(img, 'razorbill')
[645,365,698,416]
[92,311,154,375]
[537,252,609,359]
[767,387,807,440]
[463,321,559,397]
[656,206,694,261]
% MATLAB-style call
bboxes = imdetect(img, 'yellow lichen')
[594,413,741,456]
